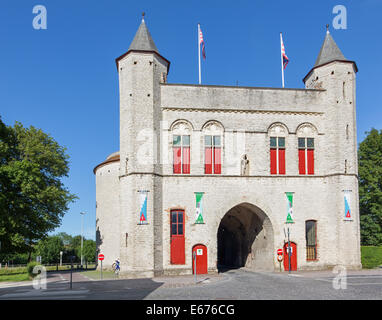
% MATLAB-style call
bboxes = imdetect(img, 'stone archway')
[217,203,274,272]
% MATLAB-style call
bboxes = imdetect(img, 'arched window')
[171,120,192,174]
[268,123,288,175]
[297,123,317,175]
[202,121,224,174]
[305,220,317,261]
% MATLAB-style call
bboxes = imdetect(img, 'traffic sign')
[277,249,283,255]
[98,254,105,261]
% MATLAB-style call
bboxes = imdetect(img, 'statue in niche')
[241,154,249,176]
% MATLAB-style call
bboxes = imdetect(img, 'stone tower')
[304,27,361,268]
[115,14,170,277]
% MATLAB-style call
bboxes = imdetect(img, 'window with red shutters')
[298,138,314,175]
[173,135,190,174]
[205,135,221,174]
[270,137,285,175]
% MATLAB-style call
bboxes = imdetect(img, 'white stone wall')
[95,160,120,268]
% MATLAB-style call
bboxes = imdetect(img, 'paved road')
[0,268,382,300]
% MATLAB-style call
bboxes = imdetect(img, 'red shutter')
[182,147,190,174]
[299,149,306,175]
[278,149,286,174]
[307,149,314,175]
[214,147,221,174]
[205,147,212,174]
[173,147,181,174]
[270,148,277,174]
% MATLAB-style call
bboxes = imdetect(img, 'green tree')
[76,239,96,263]
[56,232,73,247]
[359,128,382,245]
[0,117,77,260]
[36,236,64,264]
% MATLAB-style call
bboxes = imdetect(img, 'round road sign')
[98,254,105,261]
[277,249,283,255]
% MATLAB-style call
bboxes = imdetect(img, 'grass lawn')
[81,270,118,280]
[0,273,31,282]
[361,246,382,269]
[0,264,96,282]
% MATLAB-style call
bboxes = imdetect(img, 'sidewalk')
[240,266,382,278]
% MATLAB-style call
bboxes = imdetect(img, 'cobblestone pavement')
[0,268,381,300]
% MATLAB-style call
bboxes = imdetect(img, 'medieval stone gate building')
[94,16,361,277]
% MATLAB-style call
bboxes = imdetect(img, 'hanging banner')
[195,192,205,224]
[285,192,294,224]
[138,190,149,224]
[343,190,352,221]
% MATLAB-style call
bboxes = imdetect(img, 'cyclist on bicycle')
[112,258,120,275]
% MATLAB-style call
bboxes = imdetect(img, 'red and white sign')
[98,254,105,261]
[277,249,283,255]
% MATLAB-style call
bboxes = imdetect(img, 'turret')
[304,26,361,268]
[116,13,170,176]
[116,14,170,277]
[303,26,358,176]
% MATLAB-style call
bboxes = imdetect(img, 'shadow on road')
[0,275,165,300]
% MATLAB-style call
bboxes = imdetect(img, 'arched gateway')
[217,203,274,272]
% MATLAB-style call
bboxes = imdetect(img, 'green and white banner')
[285,192,294,224]
[195,192,205,224]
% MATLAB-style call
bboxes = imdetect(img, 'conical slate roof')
[115,14,170,73]
[314,30,347,67]
[128,17,159,53]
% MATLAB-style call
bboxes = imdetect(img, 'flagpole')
[280,32,285,88]
[198,23,201,85]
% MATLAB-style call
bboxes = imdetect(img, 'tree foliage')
[359,128,382,245]
[0,117,77,259]
[36,236,64,264]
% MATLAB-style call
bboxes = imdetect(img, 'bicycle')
[112,259,120,276]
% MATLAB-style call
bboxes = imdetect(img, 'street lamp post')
[80,211,86,267]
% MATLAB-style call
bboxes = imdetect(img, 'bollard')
[69,256,74,290]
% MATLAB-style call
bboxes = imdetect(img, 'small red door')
[170,210,185,264]
[283,242,297,271]
[192,244,208,274]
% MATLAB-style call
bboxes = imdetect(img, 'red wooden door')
[283,242,297,271]
[170,210,185,264]
[192,244,208,274]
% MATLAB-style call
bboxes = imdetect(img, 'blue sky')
[0,0,381,240]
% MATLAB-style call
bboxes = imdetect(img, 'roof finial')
[326,24,330,34]
[142,12,145,22]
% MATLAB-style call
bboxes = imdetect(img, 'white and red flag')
[280,32,289,88]
[198,23,206,84]
[199,25,206,60]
